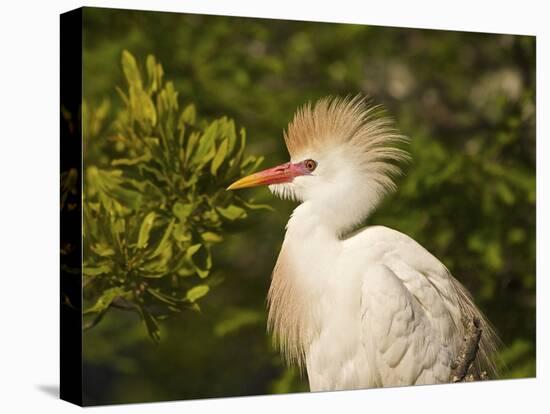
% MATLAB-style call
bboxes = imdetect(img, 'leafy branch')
[83,51,267,341]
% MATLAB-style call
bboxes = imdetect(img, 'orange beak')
[227,162,308,190]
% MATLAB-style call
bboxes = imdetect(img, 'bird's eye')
[304,159,317,172]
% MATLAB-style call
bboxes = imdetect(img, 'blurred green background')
[81,7,536,405]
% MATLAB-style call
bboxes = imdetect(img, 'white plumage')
[228,96,498,391]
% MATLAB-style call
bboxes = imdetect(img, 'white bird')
[227,96,498,391]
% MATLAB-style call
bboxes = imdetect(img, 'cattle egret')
[227,96,498,391]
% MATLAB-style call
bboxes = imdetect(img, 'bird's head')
[228,95,409,234]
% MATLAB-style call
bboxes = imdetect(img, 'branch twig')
[449,316,488,382]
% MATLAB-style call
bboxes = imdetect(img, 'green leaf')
[150,218,176,258]
[172,202,193,221]
[216,205,247,220]
[121,50,142,89]
[140,90,157,127]
[185,131,200,164]
[90,243,116,257]
[202,232,223,243]
[83,263,112,276]
[111,153,152,166]
[88,167,143,210]
[84,287,127,314]
[222,118,237,155]
[181,104,196,126]
[225,128,247,179]
[211,138,229,176]
[242,155,264,175]
[146,54,158,91]
[187,242,212,278]
[193,122,218,164]
[186,243,202,258]
[137,304,161,342]
[195,267,210,279]
[185,285,210,302]
[115,86,129,107]
[137,212,156,249]
[240,199,275,212]
[147,287,178,306]
[173,224,192,242]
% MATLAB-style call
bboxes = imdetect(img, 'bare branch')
[450,316,488,382]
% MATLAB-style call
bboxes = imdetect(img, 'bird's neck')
[281,201,345,290]
[287,197,374,240]
[268,201,343,367]
[287,201,339,240]
[268,200,363,367]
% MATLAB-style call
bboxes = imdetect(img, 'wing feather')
[361,264,455,386]
[356,226,499,386]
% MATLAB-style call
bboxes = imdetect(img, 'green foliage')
[83,51,265,340]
